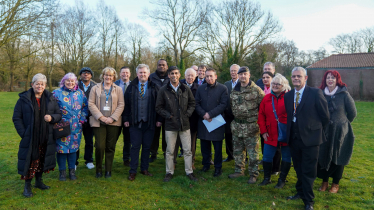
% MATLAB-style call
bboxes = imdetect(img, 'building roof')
[307,53,374,69]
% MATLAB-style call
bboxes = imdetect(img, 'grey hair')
[32,73,47,84]
[263,62,275,70]
[99,67,118,81]
[230,64,240,69]
[190,65,198,70]
[184,68,196,77]
[136,64,150,74]
[291,67,307,76]
[271,73,291,92]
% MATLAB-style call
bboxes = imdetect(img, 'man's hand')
[262,132,269,141]
[44,115,52,122]
[203,113,211,121]
[156,122,162,127]
[124,122,130,127]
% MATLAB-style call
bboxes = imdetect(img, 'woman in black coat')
[317,70,357,193]
[13,73,62,197]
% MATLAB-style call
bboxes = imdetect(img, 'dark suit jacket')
[284,86,329,146]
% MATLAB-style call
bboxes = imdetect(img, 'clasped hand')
[100,116,114,124]
[203,113,212,122]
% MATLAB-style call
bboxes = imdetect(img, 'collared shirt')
[82,82,90,92]
[231,79,238,89]
[186,82,193,88]
[294,85,306,105]
[138,81,148,95]
[170,82,180,92]
[119,79,130,94]
[198,78,204,85]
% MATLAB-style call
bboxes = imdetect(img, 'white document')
[203,114,226,133]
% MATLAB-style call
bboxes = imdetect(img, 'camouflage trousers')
[232,134,260,177]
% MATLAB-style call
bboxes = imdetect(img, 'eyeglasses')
[272,83,282,87]
[291,75,303,79]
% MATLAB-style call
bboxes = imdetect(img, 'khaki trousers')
[165,130,193,175]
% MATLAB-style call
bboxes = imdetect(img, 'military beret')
[238,66,250,74]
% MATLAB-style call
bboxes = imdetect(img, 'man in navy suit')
[284,67,329,210]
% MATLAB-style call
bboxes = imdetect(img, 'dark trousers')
[76,121,94,165]
[225,131,234,159]
[289,136,319,206]
[261,136,281,172]
[93,125,121,173]
[120,126,131,161]
[224,119,234,159]
[174,129,197,164]
[129,123,155,174]
[317,162,344,184]
[150,125,166,158]
[201,139,223,169]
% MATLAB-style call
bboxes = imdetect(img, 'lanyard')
[103,83,112,104]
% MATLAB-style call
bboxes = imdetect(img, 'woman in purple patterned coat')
[53,73,88,181]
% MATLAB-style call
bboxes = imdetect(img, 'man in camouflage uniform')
[228,66,265,184]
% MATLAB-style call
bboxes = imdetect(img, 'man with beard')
[149,59,170,162]
[77,67,96,169]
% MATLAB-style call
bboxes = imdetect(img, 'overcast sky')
[62,0,374,52]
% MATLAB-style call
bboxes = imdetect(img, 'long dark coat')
[122,77,163,130]
[318,86,357,170]
[13,89,62,176]
[181,81,199,132]
[195,81,229,141]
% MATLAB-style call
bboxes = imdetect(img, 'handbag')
[53,121,71,139]
[271,97,287,143]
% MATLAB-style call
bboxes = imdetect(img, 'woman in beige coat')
[89,67,124,178]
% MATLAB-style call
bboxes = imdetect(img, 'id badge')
[103,106,110,111]
[293,116,296,122]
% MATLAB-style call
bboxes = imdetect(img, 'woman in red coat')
[257,73,291,188]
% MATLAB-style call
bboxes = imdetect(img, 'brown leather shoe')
[318,182,329,191]
[140,170,153,177]
[247,176,257,184]
[128,173,136,181]
[329,183,339,193]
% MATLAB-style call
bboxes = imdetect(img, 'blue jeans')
[57,152,77,170]
[263,144,291,163]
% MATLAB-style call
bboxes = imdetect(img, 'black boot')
[23,179,33,197]
[258,161,272,186]
[34,172,50,190]
[69,168,77,180]
[274,161,291,189]
[59,170,67,181]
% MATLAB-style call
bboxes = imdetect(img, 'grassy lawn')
[0,91,373,209]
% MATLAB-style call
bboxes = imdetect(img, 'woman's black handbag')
[271,97,287,143]
[53,121,71,139]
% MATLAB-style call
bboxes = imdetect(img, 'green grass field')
[0,92,373,209]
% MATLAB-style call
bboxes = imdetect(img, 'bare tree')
[96,0,117,67]
[144,0,209,70]
[202,0,282,72]
[329,33,363,54]
[55,1,97,75]
[127,22,149,76]
[360,27,374,53]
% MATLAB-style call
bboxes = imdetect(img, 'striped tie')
[296,92,300,108]
[140,84,145,98]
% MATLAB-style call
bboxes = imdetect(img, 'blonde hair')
[99,67,118,81]
[271,73,291,92]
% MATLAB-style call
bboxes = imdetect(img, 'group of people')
[13,60,357,210]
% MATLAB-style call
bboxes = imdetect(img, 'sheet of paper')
[203,114,226,133]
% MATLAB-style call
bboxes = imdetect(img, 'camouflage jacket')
[230,81,265,137]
